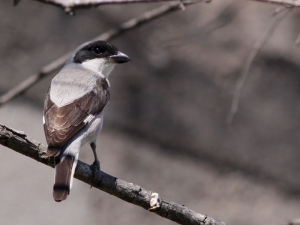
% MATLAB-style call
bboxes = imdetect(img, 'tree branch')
[34,0,180,9]
[0,123,225,225]
[226,6,291,124]
[24,0,300,10]
[252,0,299,7]
[0,1,199,108]
[14,0,203,14]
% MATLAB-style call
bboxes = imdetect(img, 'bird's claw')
[92,159,100,171]
[90,160,100,188]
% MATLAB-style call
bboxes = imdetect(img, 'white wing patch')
[84,114,95,124]
[43,115,45,124]
[69,152,79,190]
[105,78,110,87]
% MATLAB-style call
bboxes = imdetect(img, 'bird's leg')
[90,142,100,188]
[90,142,100,170]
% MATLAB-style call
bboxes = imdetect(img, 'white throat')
[81,58,115,78]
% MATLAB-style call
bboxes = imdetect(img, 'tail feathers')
[53,154,75,202]
[46,146,61,157]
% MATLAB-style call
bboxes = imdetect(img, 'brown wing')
[43,77,110,149]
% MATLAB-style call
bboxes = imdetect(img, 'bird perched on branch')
[43,40,131,202]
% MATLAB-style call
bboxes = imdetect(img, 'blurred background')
[0,0,300,224]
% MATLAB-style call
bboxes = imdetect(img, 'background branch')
[0,1,198,108]
[0,123,225,225]
[17,0,202,14]
[226,6,291,124]
[252,0,300,7]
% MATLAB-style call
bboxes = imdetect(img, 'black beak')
[109,51,131,64]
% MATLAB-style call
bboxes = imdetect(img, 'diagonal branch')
[32,0,198,13]
[0,1,199,108]
[252,0,300,7]
[0,123,225,225]
[24,0,300,9]
[226,6,292,124]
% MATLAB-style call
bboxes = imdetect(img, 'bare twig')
[0,1,199,107]
[226,6,292,124]
[252,0,300,7]
[31,0,300,12]
[0,123,225,225]
[32,0,201,14]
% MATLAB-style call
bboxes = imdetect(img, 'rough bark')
[0,124,225,225]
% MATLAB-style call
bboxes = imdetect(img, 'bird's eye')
[93,46,104,55]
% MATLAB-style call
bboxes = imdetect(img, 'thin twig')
[0,123,225,225]
[252,0,300,7]
[32,0,201,14]
[226,6,292,124]
[0,1,199,107]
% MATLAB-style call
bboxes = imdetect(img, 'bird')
[43,40,131,202]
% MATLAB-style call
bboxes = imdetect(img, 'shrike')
[43,40,131,202]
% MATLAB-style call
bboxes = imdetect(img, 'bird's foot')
[90,159,100,188]
[92,159,100,171]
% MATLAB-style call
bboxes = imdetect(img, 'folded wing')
[43,77,110,156]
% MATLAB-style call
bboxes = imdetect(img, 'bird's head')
[72,40,131,78]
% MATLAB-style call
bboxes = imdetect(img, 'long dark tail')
[53,152,78,202]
